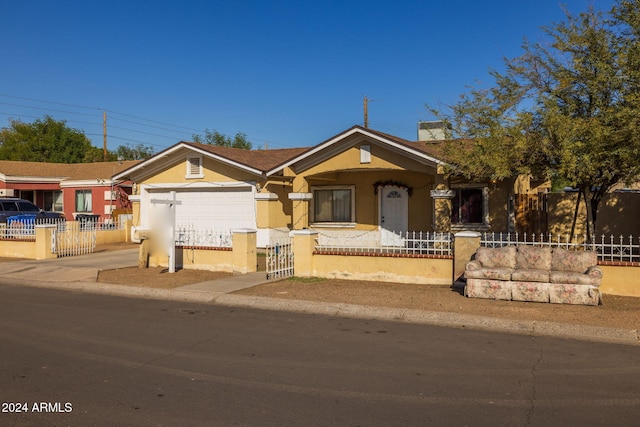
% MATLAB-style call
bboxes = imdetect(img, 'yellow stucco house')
[114,126,516,248]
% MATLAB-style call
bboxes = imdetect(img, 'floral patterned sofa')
[464,246,602,305]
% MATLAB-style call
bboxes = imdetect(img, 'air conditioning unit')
[0,189,15,197]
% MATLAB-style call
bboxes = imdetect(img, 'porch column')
[288,192,313,230]
[430,185,455,233]
[431,169,454,233]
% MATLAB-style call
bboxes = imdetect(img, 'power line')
[107,116,195,136]
[0,93,204,135]
[0,93,102,111]
[107,124,184,140]
[0,101,99,118]
[86,134,165,149]
[107,110,203,133]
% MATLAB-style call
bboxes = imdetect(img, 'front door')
[380,186,408,246]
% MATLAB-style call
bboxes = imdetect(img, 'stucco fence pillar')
[292,229,317,277]
[453,231,481,283]
[36,224,58,260]
[232,229,258,274]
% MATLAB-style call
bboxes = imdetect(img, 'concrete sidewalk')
[1,249,638,347]
[177,271,272,294]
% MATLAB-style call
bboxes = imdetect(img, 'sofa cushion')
[549,283,601,305]
[465,278,512,300]
[551,248,597,273]
[516,246,552,270]
[511,269,550,283]
[511,282,550,303]
[549,271,600,286]
[475,246,517,269]
[465,267,514,281]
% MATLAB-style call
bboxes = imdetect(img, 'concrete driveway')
[0,248,138,282]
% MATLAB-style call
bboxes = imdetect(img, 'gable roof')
[183,142,309,172]
[265,125,448,176]
[114,126,453,181]
[0,160,141,182]
[114,141,310,180]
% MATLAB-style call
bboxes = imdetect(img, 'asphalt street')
[1,283,639,426]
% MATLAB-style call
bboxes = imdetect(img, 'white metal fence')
[53,221,97,257]
[314,231,454,257]
[481,232,640,263]
[175,226,233,248]
[1,217,66,240]
[266,235,294,279]
[94,218,127,230]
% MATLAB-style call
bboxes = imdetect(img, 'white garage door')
[149,187,256,231]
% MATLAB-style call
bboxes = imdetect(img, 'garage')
[146,185,256,233]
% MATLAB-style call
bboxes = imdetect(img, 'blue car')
[0,198,66,224]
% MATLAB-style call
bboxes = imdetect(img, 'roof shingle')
[0,160,141,180]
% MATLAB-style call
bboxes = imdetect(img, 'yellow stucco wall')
[149,248,235,272]
[312,254,453,285]
[548,192,640,237]
[96,227,129,245]
[288,143,437,231]
[599,265,640,297]
[0,240,36,258]
[131,200,141,227]
[300,144,435,175]
[303,173,434,231]
[142,154,261,185]
[256,184,292,229]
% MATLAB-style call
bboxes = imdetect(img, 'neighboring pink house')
[0,160,140,221]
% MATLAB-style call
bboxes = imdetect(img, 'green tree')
[114,143,155,160]
[192,128,252,149]
[430,1,640,239]
[0,116,95,163]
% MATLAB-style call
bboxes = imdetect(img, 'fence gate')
[515,193,548,235]
[52,221,97,257]
[265,235,294,280]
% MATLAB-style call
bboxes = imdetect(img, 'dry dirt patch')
[97,266,232,289]
[234,278,640,330]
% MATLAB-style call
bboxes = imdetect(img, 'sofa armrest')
[466,260,483,271]
[586,265,603,283]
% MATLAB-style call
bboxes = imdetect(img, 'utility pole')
[103,111,108,162]
[363,96,369,128]
[363,96,374,128]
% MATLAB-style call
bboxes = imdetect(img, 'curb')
[6,279,639,347]
[214,294,640,347]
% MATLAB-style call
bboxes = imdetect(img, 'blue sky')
[0,0,615,152]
